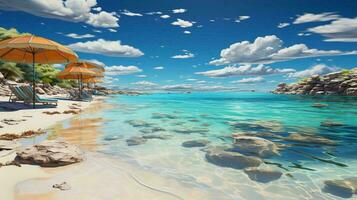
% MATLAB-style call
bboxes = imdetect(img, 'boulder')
[16,140,83,167]
[205,147,262,169]
[182,139,210,148]
[284,133,337,145]
[244,166,283,183]
[126,136,147,146]
[0,140,21,150]
[323,177,357,198]
[231,136,280,158]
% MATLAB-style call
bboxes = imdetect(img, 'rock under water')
[244,166,283,183]
[182,139,210,148]
[323,177,357,198]
[231,136,280,158]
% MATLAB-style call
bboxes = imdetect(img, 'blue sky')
[0,0,356,91]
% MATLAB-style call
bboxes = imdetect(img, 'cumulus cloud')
[231,76,264,84]
[172,52,194,59]
[84,59,105,67]
[293,12,340,24]
[132,81,157,86]
[108,28,117,32]
[160,14,170,19]
[288,64,340,78]
[161,84,237,91]
[308,17,357,42]
[154,66,164,70]
[277,23,290,28]
[172,9,186,14]
[171,19,193,28]
[67,39,144,57]
[146,11,162,15]
[105,65,142,75]
[235,16,250,23]
[0,0,119,28]
[196,64,295,78]
[121,9,142,17]
[209,35,356,65]
[136,74,147,78]
[65,33,95,39]
[183,30,191,34]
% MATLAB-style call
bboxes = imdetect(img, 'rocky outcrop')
[231,136,280,158]
[205,147,262,169]
[323,177,357,198]
[182,139,210,148]
[16,140,83,167]
[272,69,357,96]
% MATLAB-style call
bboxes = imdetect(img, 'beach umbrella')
[57,64,98,95]
[82,77,103,83]
[0,35,78,108]
[66,61,105,72]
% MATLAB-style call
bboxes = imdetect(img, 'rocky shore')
[271,68,357,95]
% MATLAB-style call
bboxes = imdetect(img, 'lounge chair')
[20,85,58,106]
[9,86,31,103]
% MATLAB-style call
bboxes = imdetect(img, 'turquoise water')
[92,93,357,199]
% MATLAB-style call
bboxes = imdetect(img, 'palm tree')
[0,62,24,81]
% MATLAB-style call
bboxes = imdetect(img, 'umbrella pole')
[32,52,36,109]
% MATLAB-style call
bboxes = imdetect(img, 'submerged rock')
[311,103,328,108]
[321,120,344,127]
[284,133,337,146]
[323,177,357,198]
[152,113,178,119]
[126,120,153,127]
[231,136,280,158]
[126,136,147,146]
[172,127,209,134]
[16,140,83,167]
[103,135,122,141]
[142,134,172,140]
[140,127,166,134]
[244,166,283,183]
[205,147,262,169]
[182,139,210,148]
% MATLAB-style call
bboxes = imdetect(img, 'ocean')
[57,92,357,199]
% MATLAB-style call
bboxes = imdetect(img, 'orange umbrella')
[0,35,78,108]
[82,77,103,83]
[66,61,105,72]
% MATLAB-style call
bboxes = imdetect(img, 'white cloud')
[136,74,147,78]
[92,7,101,12]
[105,65,142,75]
[162,84,192,90]
[92,29,102,33]
[67,39,144,57]
[132,81,157,87]
[146,11,162,15]
[65,33,95,39]
[288,64,340,78]
[277,22,290,28]
[171,18,193,28]
[108,28,117,32]
[172,52,194,59]
[196,64,295,78]
[0,0,120,28]
[235,16,250,23]
[121,9,142,17]
[84,59,105,67]
[196,80,206,84]
[294,12,340,24]
[161,84,237,91]
[231,76,264,84]
[172,9,186,14]
[160,14,170,19]
[154,66,164,70]
[186,78,197,81]
[210,35,357,65]
[308,17,357,42]
[183,30,191,34]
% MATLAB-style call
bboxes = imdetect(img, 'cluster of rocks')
[324,177,357,198]
[272,68,357,95]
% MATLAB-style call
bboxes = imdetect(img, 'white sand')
[0,95,102,200]
[0,96,102,135]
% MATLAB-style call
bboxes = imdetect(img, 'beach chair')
[8,86,31,103]
[20,85,58,106]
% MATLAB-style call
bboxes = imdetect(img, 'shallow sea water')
[54,92,357,199]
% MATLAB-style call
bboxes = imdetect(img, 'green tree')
[0,62,24,80]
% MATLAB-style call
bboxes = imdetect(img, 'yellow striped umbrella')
[0,35,78,108]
